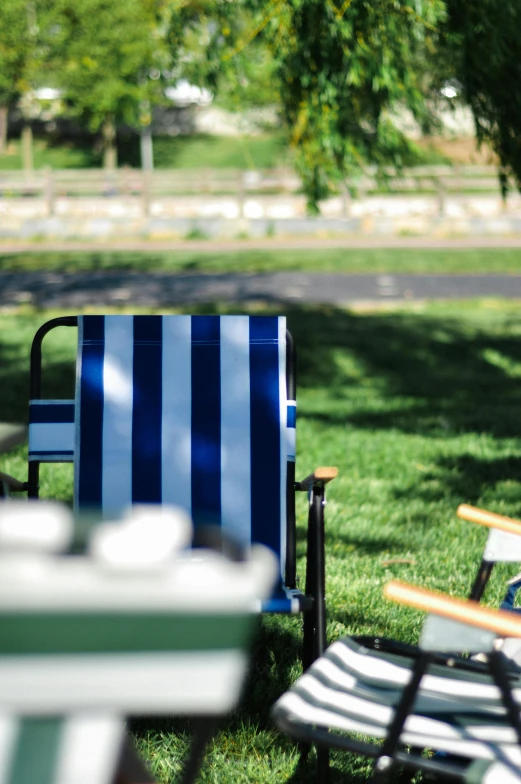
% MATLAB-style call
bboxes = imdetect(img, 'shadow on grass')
[129,617,375,783]
[395,454,521,508]
[287,305,521,439]
[3,302,521,780]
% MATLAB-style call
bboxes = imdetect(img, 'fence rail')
[0,165,505,218]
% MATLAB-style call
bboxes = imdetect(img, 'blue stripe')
[132,316,162,504]
[78,316,105,507]
[29,450,74,456]
[29,402,74,424]
[249,317,281,554]
[191,316,221,526]
[287,404,296,428]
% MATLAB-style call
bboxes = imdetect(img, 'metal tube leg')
[179,718,219,784]
[304,486,326,668]
[370,653,433,784]
[468,559,494,602]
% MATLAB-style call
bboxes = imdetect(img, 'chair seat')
[261,583,314,614]
[272,636,521,766]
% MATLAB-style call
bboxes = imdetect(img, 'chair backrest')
[28,315,295,577]
[0,501,277,784]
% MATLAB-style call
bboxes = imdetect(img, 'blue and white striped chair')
[22,314,337,667]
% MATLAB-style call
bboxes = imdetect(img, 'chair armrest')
[457,503,521,536]
[296,466,338,491]
[384,579,521,639]
[0,471,28,493]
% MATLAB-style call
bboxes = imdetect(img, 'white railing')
[0,165,505,218]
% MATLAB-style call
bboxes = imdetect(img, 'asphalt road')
[3,270,521,308]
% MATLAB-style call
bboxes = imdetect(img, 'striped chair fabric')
[272,587,521,784]
[28,315,305,614]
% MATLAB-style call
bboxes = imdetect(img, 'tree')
[241,0,446,211]
[35,0,170,168]
[439,0,521,196]
[0,0,37,152]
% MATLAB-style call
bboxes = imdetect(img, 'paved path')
[3,270,521,308]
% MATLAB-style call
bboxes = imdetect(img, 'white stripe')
[0,651,248,714]
[29,423,75,456]
[0,715,17,784]
[56,714,124,784]
[220,316,251,545]
[278,317,287,574]
[276,689,521,763]
[483,762,521,784]
[327,640,507,702]
[484,528,521,562]
[0,546,277,610]
[102,317,134,515]
[161,316,192,513]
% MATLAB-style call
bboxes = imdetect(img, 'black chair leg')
[302,608,316,672]
[316,746,330,783]
[179,718,219,784]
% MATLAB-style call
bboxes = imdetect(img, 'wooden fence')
[0,165,506,218]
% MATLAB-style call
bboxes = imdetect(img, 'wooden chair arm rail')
[0,471,27,492]
[384,579,521,639]
[457,503,521,536]
[296,466,338,491]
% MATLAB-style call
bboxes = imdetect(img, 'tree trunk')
[21,124,33,172]
[140,127,154,171]
[102,118,117,169]
[0,107,8,154]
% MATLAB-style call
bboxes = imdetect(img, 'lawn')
[4,247,521,275]
[2,299,521,781]
[0,129,450,172]
[0,132,292,171]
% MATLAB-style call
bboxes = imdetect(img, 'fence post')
[21,125,34,174]
[237,171,245,219]
[142,170,151,217]
[436,178,446,218]
[341,181,351,218]
[43,166,54,216]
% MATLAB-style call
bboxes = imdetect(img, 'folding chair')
[457,504,521,611]
[9,314,337,668]
[346,504,521,665]
[272,503,521,781]
[273,578,521,783]
[0,499,277,784]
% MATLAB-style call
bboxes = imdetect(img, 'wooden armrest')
[0,471,27,492]
[296,466,338,491]
[457,503,521,536]
[384,579,521,639]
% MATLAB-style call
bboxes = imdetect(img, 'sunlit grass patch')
[2,299,521,781]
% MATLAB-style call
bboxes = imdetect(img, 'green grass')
[1,132,292,171]
[0,137,102,170]
[149,133,292,170]
[4,247,521,275]
[1,130,449,172]
[3,299,521,781]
